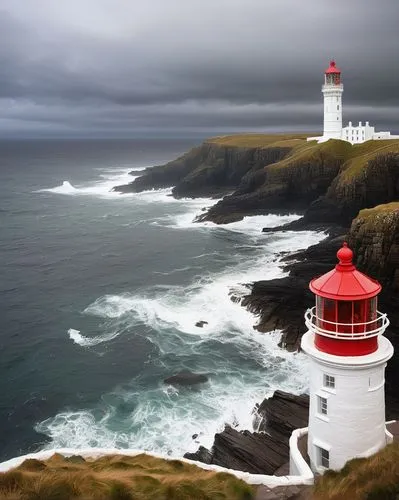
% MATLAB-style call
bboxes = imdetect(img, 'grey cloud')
[0,0,398,136]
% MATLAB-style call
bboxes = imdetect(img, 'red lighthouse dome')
[324,60,341,85]
[305,243,389,356]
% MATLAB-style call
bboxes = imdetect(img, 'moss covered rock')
[348,202,399,290]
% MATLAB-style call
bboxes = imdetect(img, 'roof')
[309,242,381,300]
[325,60,341,74]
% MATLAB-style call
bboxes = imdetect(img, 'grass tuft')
[0,453,255,500]
[314,442,399,500]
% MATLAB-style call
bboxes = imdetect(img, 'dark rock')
[255,391,309,439]
[195,320,208,328]
[184,446,213,464]
[192,433,198,440]
[346,204,399,419]
[210,425,289,475]
[114,142,291,199]
[302,152,399,226]
[199,139,349,224]
[186,391,309,475]
[241,230,346,350]
[163,370,208,386]
[114,145,203,193]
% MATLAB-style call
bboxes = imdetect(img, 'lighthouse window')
[324,374,335,389]
[319,447,330,468]
[337,105,339,110]
[318,396,328,415]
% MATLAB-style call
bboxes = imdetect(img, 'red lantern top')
[325,60,341,74]
[309,242,381,301]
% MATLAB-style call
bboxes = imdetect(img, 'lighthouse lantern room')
[302,242,393,473]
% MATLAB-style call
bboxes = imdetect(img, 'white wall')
[302,332,393,474]
[342,121,375,144]
[0,447,315,488]
[322,84,343,139]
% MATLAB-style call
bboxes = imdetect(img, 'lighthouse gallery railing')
[305,307,389,339]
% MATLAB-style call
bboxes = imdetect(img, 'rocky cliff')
[115,134,399,227]
[302,143,399,226]
[114,135,306,199]
[199,139,352,223]
[348,202,399,290]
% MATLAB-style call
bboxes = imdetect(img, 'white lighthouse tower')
[302,242,393,473]
[322,60,343,140]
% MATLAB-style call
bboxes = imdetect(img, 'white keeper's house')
[308,60,399,144]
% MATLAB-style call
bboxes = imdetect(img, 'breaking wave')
[33,163,327,458]
[40,219,325,456]
[68,328,121,347]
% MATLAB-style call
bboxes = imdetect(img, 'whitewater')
[30,165,327,458]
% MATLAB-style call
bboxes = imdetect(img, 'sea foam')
[68,328,121,347]
[36,168,326,458]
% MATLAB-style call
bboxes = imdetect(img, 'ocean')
[0,138,325,462]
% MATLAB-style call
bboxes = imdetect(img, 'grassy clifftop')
[0,453,255,500]
[336,139,399,183]
[314,442,399,500]
[207,133,312,148]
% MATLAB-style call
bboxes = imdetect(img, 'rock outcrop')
[348,203,399,290]
[184,391,309,475]
[240,230,346,350]
[115,134,399,228]
[114,136,298,199]
[347,203,399,419]
[164,370,208,386]
[199,140,352,223]
[303,147,399,226]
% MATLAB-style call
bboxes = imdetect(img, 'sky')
[1,0,398,138]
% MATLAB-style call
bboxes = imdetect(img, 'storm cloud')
[1,0,398,137]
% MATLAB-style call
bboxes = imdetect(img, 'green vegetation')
[266,138,352,173]
[207,133,312,148]
[358,202,399,219]
[338,139,399,183]
[208,135,399,182]
[313,442,399,500]
[0,453,255,500]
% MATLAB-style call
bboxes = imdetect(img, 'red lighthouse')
[305,242,386,356]
[302,242,393,473]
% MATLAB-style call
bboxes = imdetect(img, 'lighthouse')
[302,242,393,473]
[307,60,399,144]
[322,60,343,140]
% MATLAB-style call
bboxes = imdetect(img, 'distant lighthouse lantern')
[305,242,389,356]
[325,60,341,85]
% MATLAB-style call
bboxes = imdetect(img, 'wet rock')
[163,370,208,387]
[184,446,213,464]
[185,391,309,475]
[195,320,208,328]
[255,391,309,439]
[241,230,346,350]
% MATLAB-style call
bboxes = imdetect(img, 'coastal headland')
[115,134,399,474]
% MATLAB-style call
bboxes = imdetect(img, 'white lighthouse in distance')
[322,60,343,140]
[308,61,399,144]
